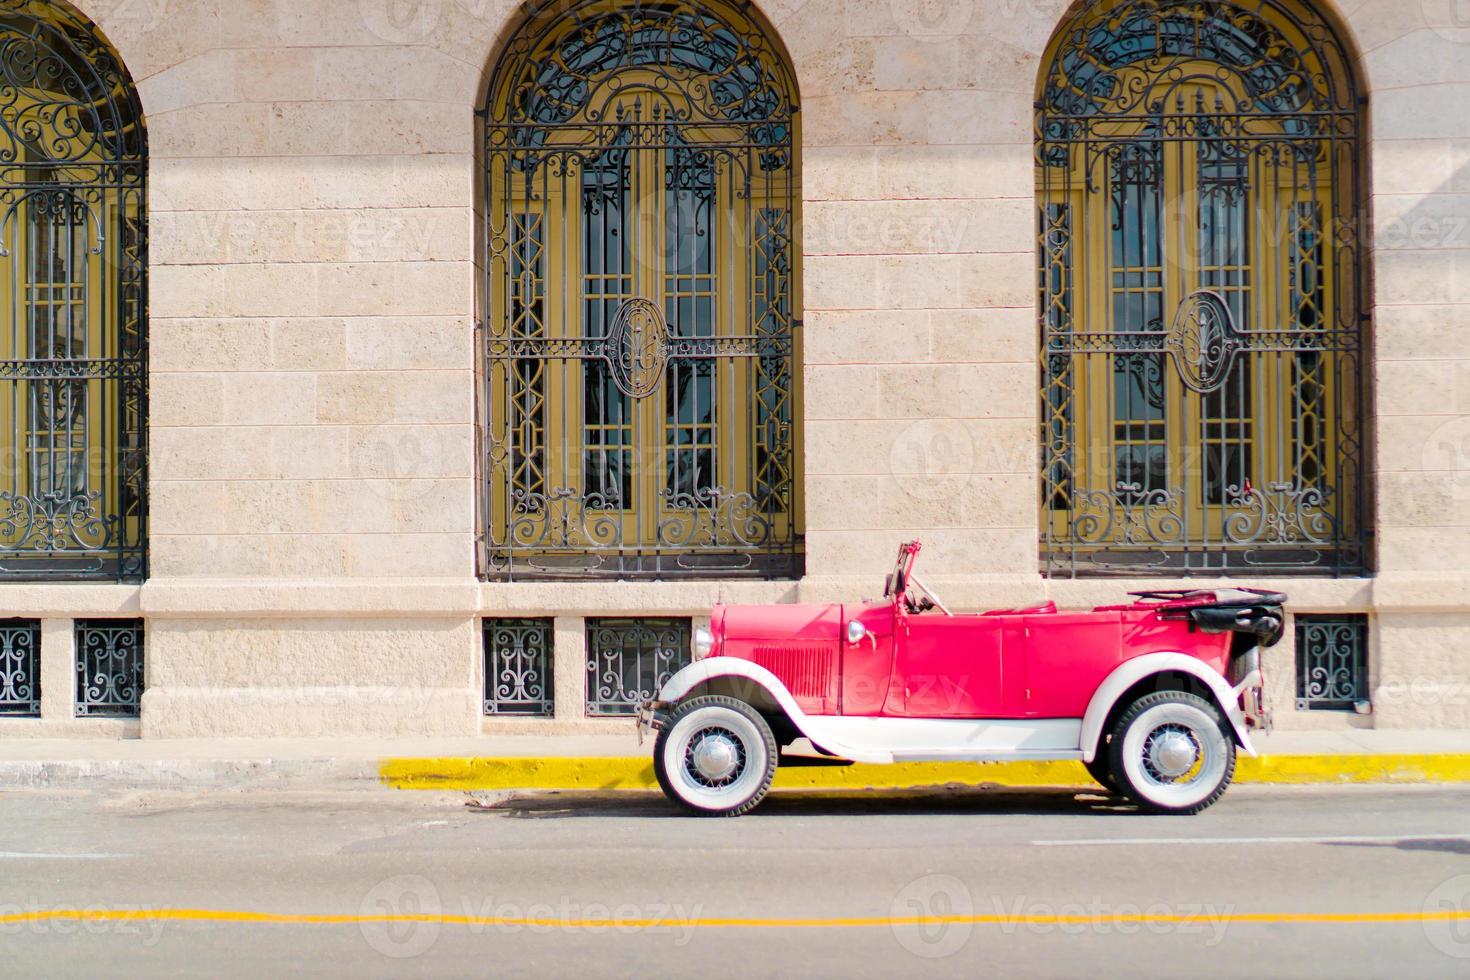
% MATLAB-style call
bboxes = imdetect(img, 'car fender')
[656,659,892,764]
[658,658,811,726]
[1079,653,1257,763]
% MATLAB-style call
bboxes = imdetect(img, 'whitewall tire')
[653,695,777,817]
[1107,691,1236,815]
[1084,750,1119,793]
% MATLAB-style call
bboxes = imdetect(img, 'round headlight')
[692,626,714,658]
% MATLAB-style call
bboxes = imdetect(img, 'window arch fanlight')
[0,1,147,581]
[480,0,802,580]
[1036,0,1367,577]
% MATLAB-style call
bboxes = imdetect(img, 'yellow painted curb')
[380,756,656,791]
[380,753,1470,792]
[1236,753,1470,785]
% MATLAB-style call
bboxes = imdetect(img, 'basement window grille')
[484,618,555,717]
[0,619,40,716]
[585,618,690,717]
[1295,614,1368,711]
[75,619,143,717]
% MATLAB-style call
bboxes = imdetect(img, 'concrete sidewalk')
[1,729,1470,792]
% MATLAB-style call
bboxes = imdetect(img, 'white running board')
[889,749,1086,763]
[797,716,1083,765]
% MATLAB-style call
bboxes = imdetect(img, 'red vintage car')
[638,541,1283,817]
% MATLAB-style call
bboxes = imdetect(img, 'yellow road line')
[4,908,1469,928]
[379,754,1470,792]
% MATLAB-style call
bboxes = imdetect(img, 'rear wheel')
[1107,691,1236,815]
[653,695,777,817]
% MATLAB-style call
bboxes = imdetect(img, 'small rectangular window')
[585,618,691,717]
[484,618,554,717]
[75,619,143,718]
[1295,614,1368,711]
[0,619,41,717]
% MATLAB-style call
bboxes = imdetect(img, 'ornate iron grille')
[1295,613,1367,710]
[586,617,690,716]
[75,618,142,717]
[0,618,40,716]
[1037,0,1366,577]
[480,0,802,580]
[0,2,147,581]
[484,618,555,716]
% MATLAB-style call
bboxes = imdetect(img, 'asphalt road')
[2,783,1470,978]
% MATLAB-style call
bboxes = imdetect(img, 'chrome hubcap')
[1146,727,1200,780]
[689,731,741,782]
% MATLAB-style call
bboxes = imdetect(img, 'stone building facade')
[0,0,1468,739]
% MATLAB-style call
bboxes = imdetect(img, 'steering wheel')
[905,572,953,617]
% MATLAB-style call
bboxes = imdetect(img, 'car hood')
[715,603,841,644]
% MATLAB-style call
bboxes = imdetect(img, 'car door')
[1017,611,1124,717]
[887,613,1006,718]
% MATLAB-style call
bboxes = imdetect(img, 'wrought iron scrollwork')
[481,0,801,580]
[1037,0,1366,577]
[1295,614,1367,709]
[0,619,39,716]
[607,298,669,399]
[74,619,142,717]
[1166,291,1241,394]
[0,2,147,582]
[585,617,690,716]
[483,618,555,716]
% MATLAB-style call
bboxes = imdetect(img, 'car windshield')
[885,543,916,597]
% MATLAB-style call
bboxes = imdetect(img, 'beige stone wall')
[143,617,480,736]
[0,0,1466,736]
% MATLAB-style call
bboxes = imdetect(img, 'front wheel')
[653,695,778,817]
[1107,691,1236,815]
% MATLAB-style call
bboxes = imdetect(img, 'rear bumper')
[1231,647,1272,735]
[1241,682,1273,734]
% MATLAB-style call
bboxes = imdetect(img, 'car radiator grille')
[752,643,835,711]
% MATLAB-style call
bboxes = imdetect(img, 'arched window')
[479,0,802,580]
[1037,0,1366,577]
[0,2,146,581]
